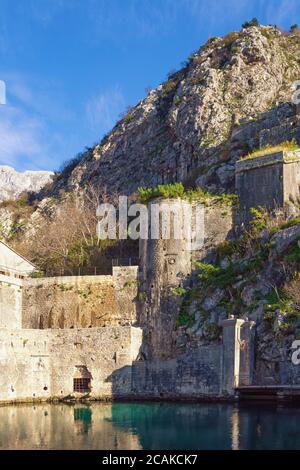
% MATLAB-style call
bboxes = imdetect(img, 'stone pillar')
[221,318,245,395]
[239,321,256,386]
[221,318,256,395]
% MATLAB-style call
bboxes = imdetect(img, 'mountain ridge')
[0,165,53,202]
[38,25,300,200]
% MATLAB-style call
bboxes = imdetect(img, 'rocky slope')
[175,214,300,385]
[3,25,300,255]
[0,166,53,202]
[41,25,300,199]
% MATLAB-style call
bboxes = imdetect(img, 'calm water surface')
[0,402,299,450]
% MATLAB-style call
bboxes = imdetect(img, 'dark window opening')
[73,378,91,393]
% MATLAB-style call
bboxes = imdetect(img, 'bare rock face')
[0,166,53,202]
[44,26,300,198]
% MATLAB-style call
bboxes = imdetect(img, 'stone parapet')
[236,150,300,173]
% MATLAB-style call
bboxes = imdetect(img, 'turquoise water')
[0,401,299,450]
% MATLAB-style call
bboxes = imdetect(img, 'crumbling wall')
[22,267,139,329]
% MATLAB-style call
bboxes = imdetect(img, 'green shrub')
[195,262,237,289]
[222,32,239,49]
[59,152,84,175]
[242,18,259,29]
[138,183,238,206]
[172,287,187,296]
[124,112,133,122]
[162,79,177,95]
[250,206,269,231]
[217,240,238,259]
[196,253,267,290]
[280,218,300,230]
[30,271,44,279]
[264,288,298,327]
[176,311,195,328]
[285,241,300,264]
[138,183,185,203]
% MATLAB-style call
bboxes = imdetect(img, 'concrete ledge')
[236,150,300,173]
[0,274,24,287]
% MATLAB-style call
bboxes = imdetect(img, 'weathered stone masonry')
[236,150,300,226]
[22,267,139,329]
[8,147,300,402]
[0,327,142,402]
[0,225,254,402]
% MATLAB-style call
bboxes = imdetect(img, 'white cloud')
[5,73,74,122]
[87,0,181,40]
[264,0,299,27]
[0,105,47,169]
[86,85,126,134]
[0,73,72,170]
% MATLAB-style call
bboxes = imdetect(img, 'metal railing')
[112,257,140,267]
[0,258,142,279]
[43,267,104,277]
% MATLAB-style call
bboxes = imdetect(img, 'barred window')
[73,378,91,393]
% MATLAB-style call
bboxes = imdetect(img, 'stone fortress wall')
[236,150,300,225]
[0,267,139,330]
[1,149,300,403]
[0,327,142,403]
[22,267,139,329]
[0,266,144,402]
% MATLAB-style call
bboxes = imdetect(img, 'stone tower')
[236,150,300,226]
[139,198,193,359]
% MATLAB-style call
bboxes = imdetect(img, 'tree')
[242,18,259,29]
[12,184,138,276]
[290,24,299,33]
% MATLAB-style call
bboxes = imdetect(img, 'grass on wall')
[137,182,238,206]
[240,139,300,161]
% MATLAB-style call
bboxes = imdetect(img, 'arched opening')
[73,366,92,394]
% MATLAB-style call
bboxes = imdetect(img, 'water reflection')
[0,402,299,449]
[74,406,92,434]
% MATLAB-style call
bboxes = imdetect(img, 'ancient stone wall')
[191,202,235,263]
[131,345,222,398]
[0,274,23,328]
[0,317,257,403]
[139,198,235,360]
[236,150,300,225]
[21,267,139,329]
[0,327,143,403]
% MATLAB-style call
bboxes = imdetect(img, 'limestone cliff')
[41,25,300,198]
[0,166,53,202]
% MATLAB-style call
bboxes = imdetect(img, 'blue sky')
[0,0,299,172]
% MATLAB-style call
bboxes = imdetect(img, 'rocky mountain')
[0,166,53,202]
[3,24,300,259]
[42,25,300,199]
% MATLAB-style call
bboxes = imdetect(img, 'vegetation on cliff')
[175,207,300,371]
[3,22,300,277]
[138,182,238,206]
